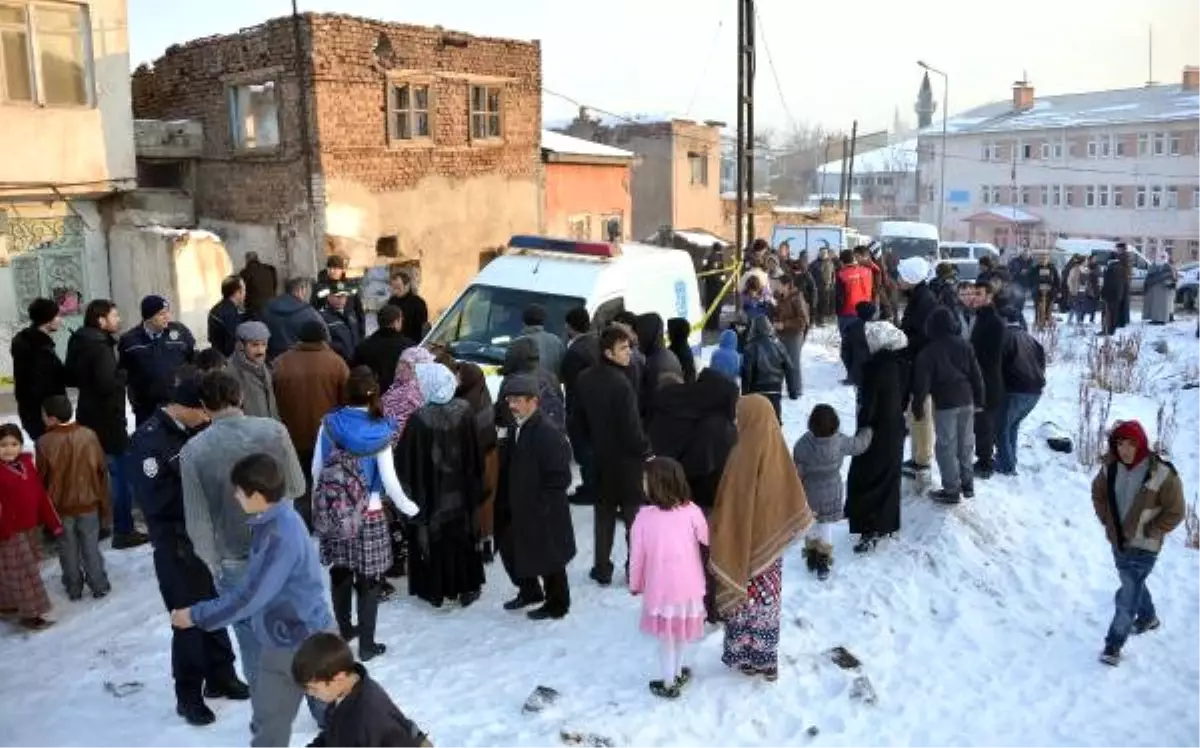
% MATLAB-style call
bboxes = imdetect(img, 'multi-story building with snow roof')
[917,66,1200,259]
[815,137,920,223]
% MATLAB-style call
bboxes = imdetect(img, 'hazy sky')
[129,0,1199,137]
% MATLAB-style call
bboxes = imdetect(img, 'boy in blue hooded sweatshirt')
[708,329,741,383]
[171,453,335,748]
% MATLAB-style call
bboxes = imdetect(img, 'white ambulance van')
[424,235,704,391]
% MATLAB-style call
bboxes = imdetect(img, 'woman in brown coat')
[709,395,813,682]
[455,362,499,561]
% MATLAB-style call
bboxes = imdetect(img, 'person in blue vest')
[119,295,196,426]
[126,374,249,726]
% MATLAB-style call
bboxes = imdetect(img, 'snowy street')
[1,319,1198,747]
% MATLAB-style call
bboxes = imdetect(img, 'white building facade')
[918,67,1200,260]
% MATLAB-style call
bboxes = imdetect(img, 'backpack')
[312,429,370,541]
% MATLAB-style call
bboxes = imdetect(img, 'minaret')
[915,71,937,129]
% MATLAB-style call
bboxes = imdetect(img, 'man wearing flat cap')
[224,321,278,420]
[119,294,197,426]
[494,374,576,620]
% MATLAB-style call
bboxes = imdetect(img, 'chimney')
[1012,80,1035,111]
[1184,66,1200,91]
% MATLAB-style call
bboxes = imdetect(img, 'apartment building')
[918,67,1200,259]
[816,137,919,221]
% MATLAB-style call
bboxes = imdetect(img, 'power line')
[753,4,796,130]
[683,12,726,118]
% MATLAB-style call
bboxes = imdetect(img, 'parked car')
[939,242,1000,262]
[1177,261,1199,310]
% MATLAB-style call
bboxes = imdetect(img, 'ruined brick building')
[131,13,542,312]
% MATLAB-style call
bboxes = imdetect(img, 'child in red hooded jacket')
[0,423,63,630]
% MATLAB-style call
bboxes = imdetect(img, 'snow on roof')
[540,130,634,159]
[720,191,775,200]
[817,139,918,175]
[923,83,1200,136]
[650,229,730,247]
[968,207,1042,224]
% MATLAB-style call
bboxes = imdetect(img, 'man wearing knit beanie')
[119,294,197,425]
[10,297,67,440]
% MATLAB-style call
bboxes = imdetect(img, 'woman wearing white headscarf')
[1142,252,1176,325]
[394,362,487,608]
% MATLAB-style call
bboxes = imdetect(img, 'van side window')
[592,298,625,332]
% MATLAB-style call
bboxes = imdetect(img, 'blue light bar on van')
[508,235,617,258]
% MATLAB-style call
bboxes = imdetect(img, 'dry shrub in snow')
[1153,398,1179,459]
[1185,499,1200,551]
[1076,375,1113,469]
[1086,329,1145,394]
[1035,317,1062,364]
[810,326,841,351]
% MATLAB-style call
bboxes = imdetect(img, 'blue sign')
[673,280,688,319]
[947,189,971,205]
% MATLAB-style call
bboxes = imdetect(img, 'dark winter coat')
[740,315,794,397]
[308,665,428,747]
[1102,258,1130,302]
[312,270,367,338]
[841,318,870,387]
[1001,322,1046,395]
[576,359,650,506]
[352,328,414,392]
[666,318,697,385]
[262,294,325,360]
[560,332,600,418]
[239,259,278,317]
[321,307,361,363]
[970,304,1007,410]
[495,410,576,579]
[900,281,940,362]
[911,307,984,412]
[634,313,684,423]
[386,292,429,345]
[1027,262,1061,298]
[66,326,128,455]
[498,337,565,432]
[118,322,196,422]
[846,348,905,536]
[206,298,244,358]
[793,266,818,313]
[519,324,566,379]
[647,369,738,509]
[126,407,192,546]
[11,325,67,439]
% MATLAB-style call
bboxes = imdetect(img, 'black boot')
[815,552,831,582]
[176,701,216,726]
[853,534,878,554]
[204,677,250,701]
[357,578,386,662]
[330,568,356,641]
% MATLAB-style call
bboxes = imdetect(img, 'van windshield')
[881,236,939,260]
[426,284,585,365]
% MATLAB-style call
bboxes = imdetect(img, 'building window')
[1098,185,1110,208]
[1039,143,1050,160]
[469,85,502,140]
[567,214,592,240]
[0,2,91,105]
[388,82,430,141]
[1138,133,1150,156]
[1087,139,1099,158]
[1153,132,1166,156]
[877,175,894,187]
[980,142,991,161]
[1020,186,1031,205]
[1163,238,1175,257]
[1136,186,1147,208]
[1051,185,1062,207]
[1194,187,1199,210]
[1113,186,1124,208]
[1039,185,1049,205]
[1021,142,1033,160]
[1099,137,1111,158]
[1189,239,1200,257]
[1168,133,1181,156]
[1052,141,1063,159]
[1166,186,1179,209]
[688,152,708,186]
[1114,136,1126,158]
[1150,185,1163,208]
[1085,186,1096,208]
[227,81,280,151]
[1064,186,1074,207]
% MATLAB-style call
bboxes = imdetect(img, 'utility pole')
[844,120,858,228]
[734,0,756,306]
[745,0,756,257]
[735,0,745,293]
[838,136,849,209]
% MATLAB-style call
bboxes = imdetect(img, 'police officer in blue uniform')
[119,295,196,426]
[127,374,248,726]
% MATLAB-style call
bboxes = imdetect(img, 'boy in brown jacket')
[36,395,112,600]
[1091,419,1185,667]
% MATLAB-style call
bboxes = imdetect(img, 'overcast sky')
[129,0,1200,137]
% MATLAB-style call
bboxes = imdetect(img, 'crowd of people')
[0,238,1190,745]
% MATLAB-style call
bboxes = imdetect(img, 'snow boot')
[1099,645,1121,667]
[815,541,833,581]
[357,579,386,662]
[176,701,216,727]
[802,538,818,573]
[901,459,930,478]
[649,680,681,699]
[204,677,250,701]
[962,481,975,499]
[676,667,693,688]
[853,534,878,554]
[1133,617,1161,635]
[930,488,962,505]
[973,461,993,480]
[503,591,545,611]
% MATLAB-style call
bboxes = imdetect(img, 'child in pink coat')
[630,457,709,699]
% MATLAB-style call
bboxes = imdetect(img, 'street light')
[918,60,949,239]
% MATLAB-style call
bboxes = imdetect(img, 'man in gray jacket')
[519,303,565,378]
[224,321,278,420]
[181,370,306,688]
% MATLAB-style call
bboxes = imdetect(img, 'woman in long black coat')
[845,321,909,553]
[494,376,576,617]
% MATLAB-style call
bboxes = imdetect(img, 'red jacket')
[0,454,62,542]
[836,265,874,317]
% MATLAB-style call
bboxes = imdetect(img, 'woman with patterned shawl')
[709,395,813,681]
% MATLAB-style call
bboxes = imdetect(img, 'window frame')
[1064,186,1075,208]
[1085,185,1096,208]
[1153,132,1166,156]
[1166,185,1179,209]
[1136,186,1147,209]
[226,79,282,154]
[1098,184,1110,208]
[469,83,503,142]
[1168,133,1181,156]
[1150,185,1163,209]
[386,79,433,144]
[687,151,709,186]
[1019,186,1031,206]
[1138,133,1150,157]
[1039,185,1049,205]
[1052,141,1064,159]
[1114,136,1126,158]
[0,1,94,108]
[1113,185,1124,208]
[1051,185,1062,207]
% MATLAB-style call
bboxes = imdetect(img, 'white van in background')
[939,241,1000,262]
[771,224,863,261]
[876,221,939,261]
[425,235,703,391]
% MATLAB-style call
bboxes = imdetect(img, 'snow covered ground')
[2,315,1198,747]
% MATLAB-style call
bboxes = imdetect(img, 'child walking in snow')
[0,424,63,630]
[629,457,709,699]
[792,404,872,580]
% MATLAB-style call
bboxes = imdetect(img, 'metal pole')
[291,0,318,275]
[939,73,948,238]
[821,139,830,201]
[844,120,858,228]
[734,0,745,309]
[745,0,756,255]
[838,136,849,209]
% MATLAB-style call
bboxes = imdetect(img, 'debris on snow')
[103,681,144,698]
[826,646,862,671]
[560,729,616,747]
[850,675,878,705]
[523,685,561,714]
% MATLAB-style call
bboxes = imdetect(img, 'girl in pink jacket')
[630,457,710,699]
